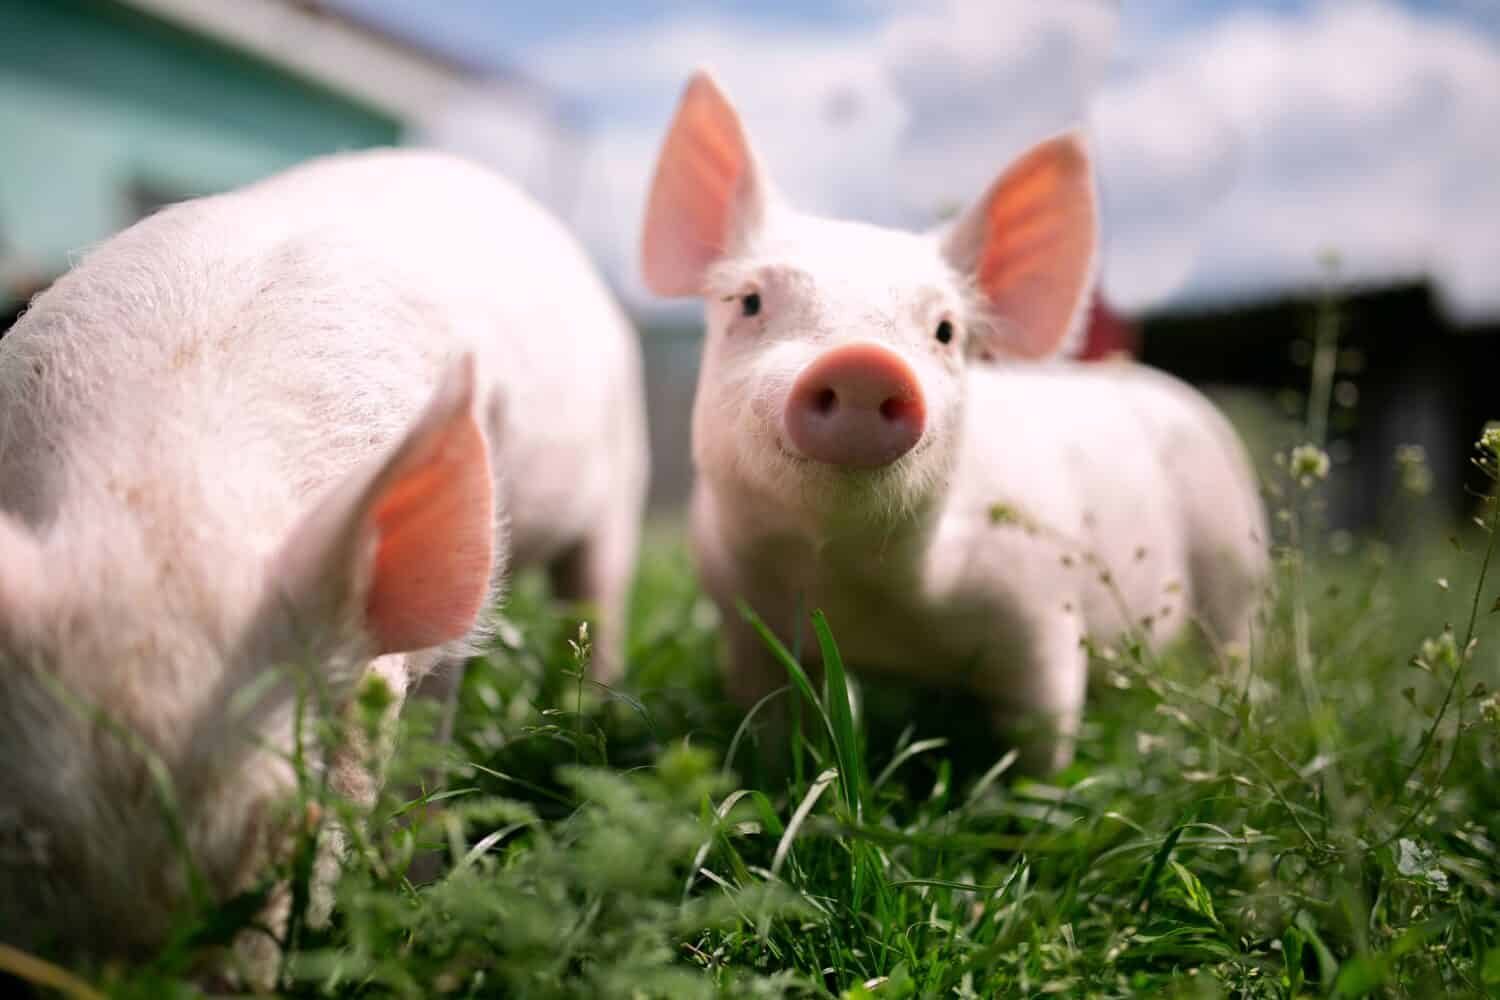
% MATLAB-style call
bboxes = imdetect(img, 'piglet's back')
[0,149,635,551]
[232,149,644,564]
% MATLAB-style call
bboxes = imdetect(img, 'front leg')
[983,613,1087,775]
[228,654,420,988]
[691,487,822,769]
[719,605,805,708]
[717,590,829,771]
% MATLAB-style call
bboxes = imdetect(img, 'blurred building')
[1076,295,1140,362]
[1141,281,1499,531]
[0,0,583,316]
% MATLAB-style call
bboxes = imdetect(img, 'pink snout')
[784,343,926,469]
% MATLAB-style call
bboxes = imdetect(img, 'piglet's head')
[643,70,1098,523]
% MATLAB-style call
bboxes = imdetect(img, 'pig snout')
[784,342,925,469]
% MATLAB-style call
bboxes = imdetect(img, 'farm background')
[3,0,1497,534]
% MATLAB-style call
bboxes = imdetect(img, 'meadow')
[7,370,1500,999]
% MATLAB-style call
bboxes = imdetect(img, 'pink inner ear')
[642,72,756,297]
[970,134,1096,359]
[364,402,495,655]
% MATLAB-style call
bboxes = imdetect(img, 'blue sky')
[333,0,1500,319]
[338,0,1500,55]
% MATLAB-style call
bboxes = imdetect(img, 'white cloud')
[1097,2,1500,319]
[508,0,1119,311]
[505,15,913,308]
[880,0,1118,208]
[1089,70,1243,311]
[426,0,1500,322]
[413,84,581,217]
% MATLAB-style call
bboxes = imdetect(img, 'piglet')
[642,72,1266,771]
[0,149,647,971]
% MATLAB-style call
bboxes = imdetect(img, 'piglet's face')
[642,70,1099,525]
[691,221,975,521]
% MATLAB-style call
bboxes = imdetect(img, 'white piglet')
[0,150,646,964]
[642,72,1266,771]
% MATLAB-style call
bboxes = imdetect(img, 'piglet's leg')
[718,606,817,771]
[985,616,1087,776]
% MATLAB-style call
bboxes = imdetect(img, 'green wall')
[0,0,402,283]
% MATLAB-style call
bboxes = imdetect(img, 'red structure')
[1077,293,1139,361]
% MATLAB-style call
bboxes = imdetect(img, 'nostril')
[879,397,914,423]
[814,387,837,415]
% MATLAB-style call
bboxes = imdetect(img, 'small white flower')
[1289,444,1330,486]
[1481,423,1500,459]
[1395,444,1432,496]
[1418,629,1459,673]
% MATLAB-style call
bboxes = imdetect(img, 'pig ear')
[273,353,497,657]
[641,69,771,297]
[942,130,1098,360]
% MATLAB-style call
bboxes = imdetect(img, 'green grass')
[9,441,1500,997]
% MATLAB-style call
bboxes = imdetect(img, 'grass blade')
[1134,822,1188,914]
[872,737,949,792]
[724,683,791,778]
[0,944,105,1000]
[965,748,1020,806]
[684,788,756,900]
[737,600,838,749]
[771,767,839,880]
[811,610,865,821]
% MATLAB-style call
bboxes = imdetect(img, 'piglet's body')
[0,150,646,962]
[693,360,1265,770]
[644,73,1266,771]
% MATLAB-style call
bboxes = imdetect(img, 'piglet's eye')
[935,320,954,344]
[741,292,762,318]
